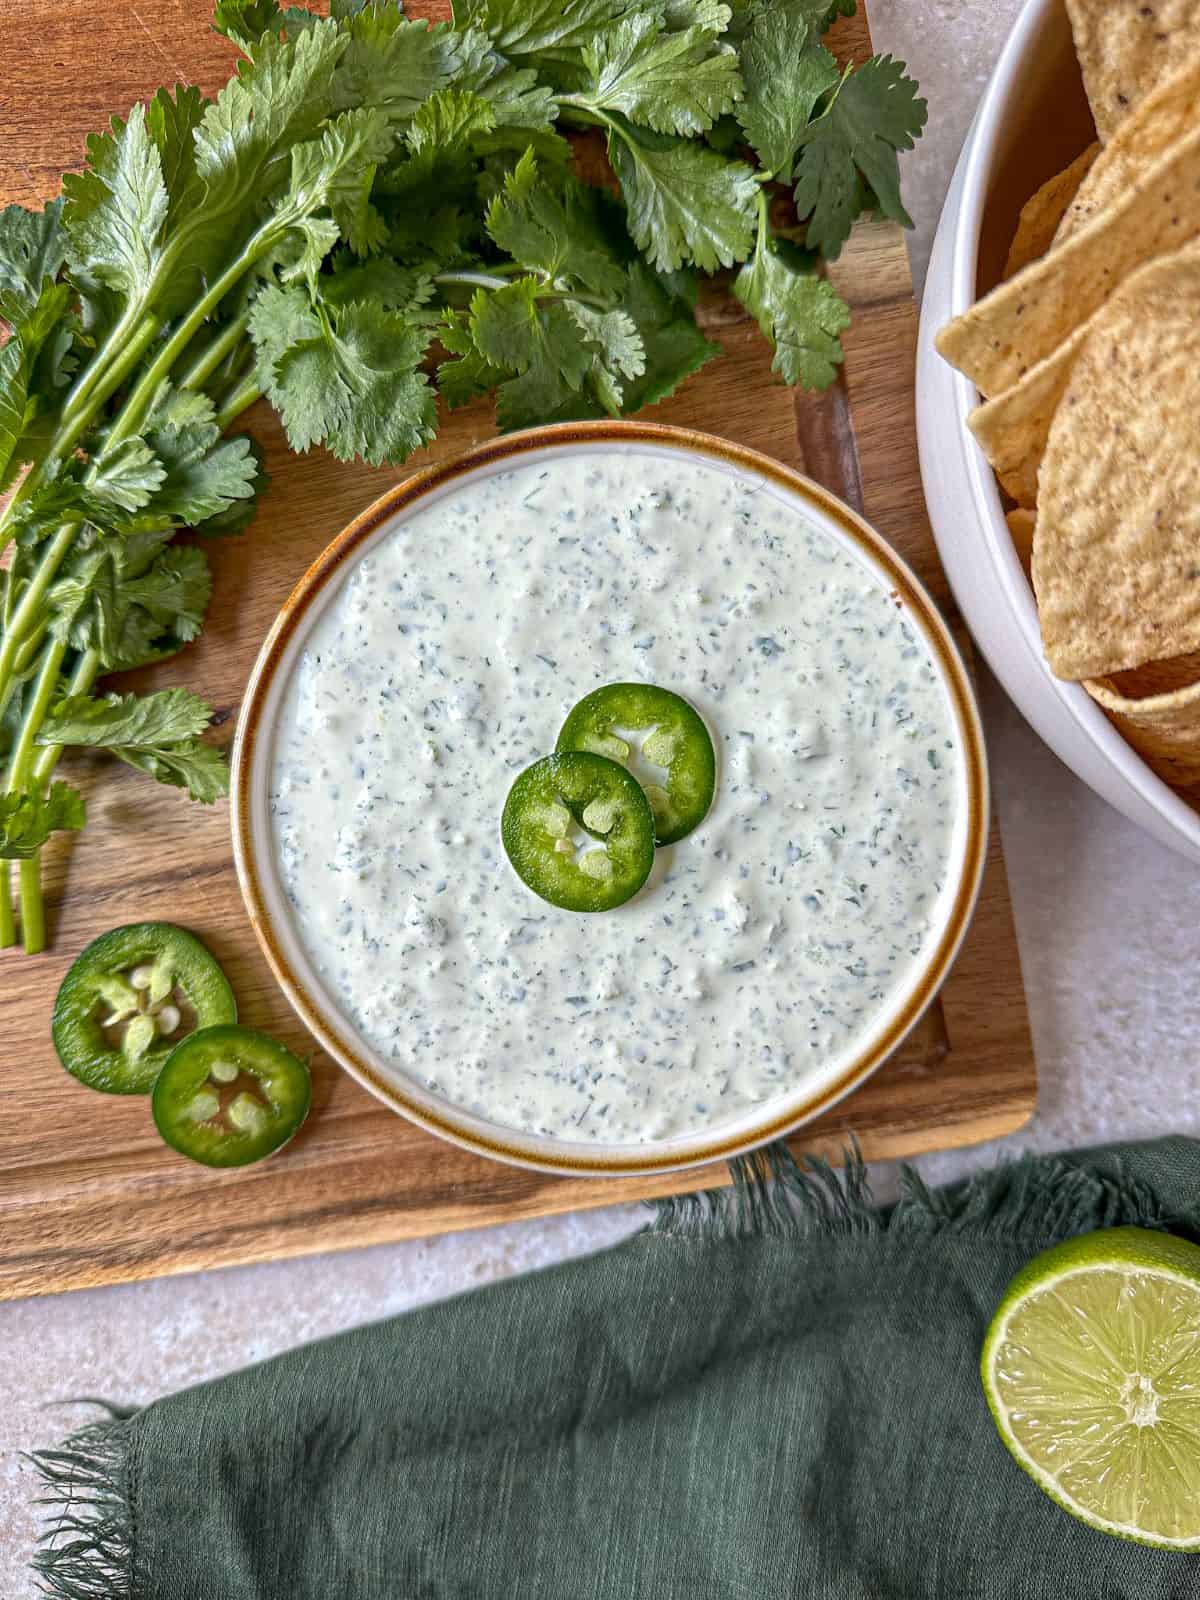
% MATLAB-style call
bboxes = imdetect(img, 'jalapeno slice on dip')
[502,751,656,912]
[52,923,237,1094]
[556,683,715,845]
[152,1025,311,1167]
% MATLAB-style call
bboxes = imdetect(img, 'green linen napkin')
[34,1137,1200,1599]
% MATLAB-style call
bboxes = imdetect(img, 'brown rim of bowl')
[232,420,989,1177]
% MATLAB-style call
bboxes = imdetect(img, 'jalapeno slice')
[152,1025,311,1167]
[52,923,237,1094]
[502,751,656,912]
[556,683,716,845]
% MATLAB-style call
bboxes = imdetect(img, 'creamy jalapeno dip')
[270,449,962,1145]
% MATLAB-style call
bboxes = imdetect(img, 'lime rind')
[982,1227,1200,1550]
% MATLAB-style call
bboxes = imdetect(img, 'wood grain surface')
[0,1,1037,1301]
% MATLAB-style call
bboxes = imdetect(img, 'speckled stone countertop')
[9,2,1200,1587]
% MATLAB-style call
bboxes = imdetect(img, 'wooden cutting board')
[0,2,1036,1301]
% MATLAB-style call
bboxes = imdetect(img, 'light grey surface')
[9,1,1200,1585]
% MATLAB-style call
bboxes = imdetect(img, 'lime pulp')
[981,1226,1200,1549]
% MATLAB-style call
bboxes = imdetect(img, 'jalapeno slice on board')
[152,1025,311,1167]
[556,683,716,845]
[52,923,237,1094]
[502,751,656,912]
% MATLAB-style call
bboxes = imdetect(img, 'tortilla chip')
[1032,241,1200,680]
[968,222,1200,506]
[1004,145,1100,278]
[1057,56,1200,243]
[1006,509,1035,577]
[1065,0,1200,141]
[968,326,1088,507]
[1086,668,1200,790]
[935,123,1200,398]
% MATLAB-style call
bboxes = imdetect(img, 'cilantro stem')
[215,378,261,432]
[19,859,45,954]
[0,313,163,560]
[51,314,165,463]
[752,188,771,254]
[31,646,99,788]
[433,269,515,295]
[432,270,611,312]
[4,635,67,952]
[9,640,89,955]
[8,637,68,794]
[106,219,283,455]
[178,313,251,393]
[59,308,161,434]
[0,524,79,719]
[554,101,608,130]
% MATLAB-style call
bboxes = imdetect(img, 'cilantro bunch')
[0,0,924,952]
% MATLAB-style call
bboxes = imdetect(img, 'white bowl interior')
[918,0,1200,864]
[235,433,987,1174]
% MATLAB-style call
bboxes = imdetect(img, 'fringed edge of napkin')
[29,1407,138,1599]
[648,1141,1171,1241]
[26,1143,1173,1596]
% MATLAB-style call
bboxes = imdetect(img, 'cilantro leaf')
[146,423,259,525]
[0,783,86,860]
[331,13,461,121]
[485,151,625,296]
[87,438,168,514]
[659,0,732,31]
[578,15,742,136]
[566,302,646,414]
[121,547,213,643]
[39,688,214,749]
[453,0,629,60]
[193,23,347,223]
[286,106,394,256]
[212,0,285,52]
[0,200,67,313]
[453,31,559,129]
[618,260,719,409]
[39,690,229,804]
[146,385,219,432]
[735,2,838,176]
[405,86,497,153]
[323,254,436,312]
[437,349,508,410]
[115,739,230,803]
[62,102,170,299]
[0,342,31,495]
[606,118,758,271]
[792,54,927,258]
[46,535,212,668]
[0,279,80,491]
[733,236,849,387]
[470,278,585,379]
[466,278,592,427]
[435,309,507,409]
[250,284,437,464]
[147,85,209,207]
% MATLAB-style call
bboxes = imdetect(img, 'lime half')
[982,1226,1200,1549]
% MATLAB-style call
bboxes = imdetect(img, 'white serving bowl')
[916,0,1200,865]
[232,422,988,1177]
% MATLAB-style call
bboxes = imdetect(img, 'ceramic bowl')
[916,0,1200,864]
[232,421,989,1177]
